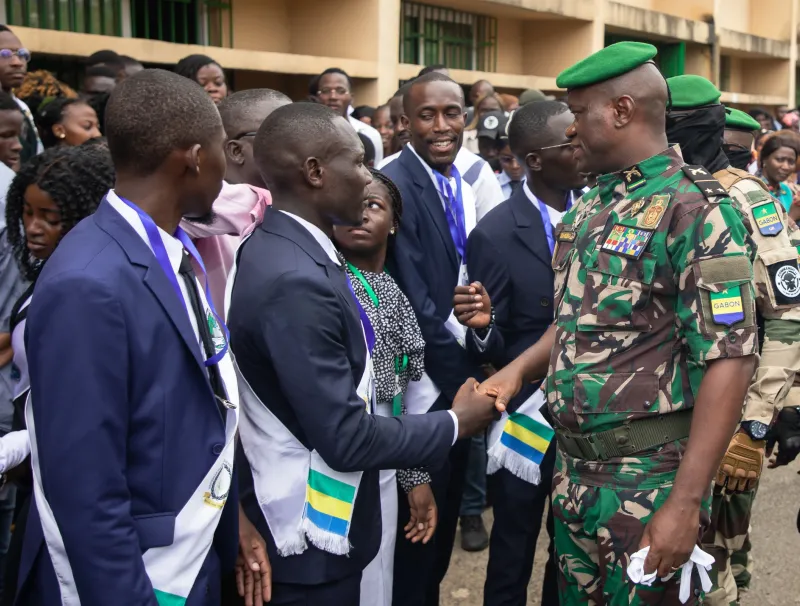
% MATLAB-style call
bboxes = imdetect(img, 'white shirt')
[348,115,384,165]
[453,148,505,221]
[524,181,566,227]
[380,146,499,222]
[497,171,525,201]
[280,210,460,444]
[0,429,30,474]
[107,190,205,351]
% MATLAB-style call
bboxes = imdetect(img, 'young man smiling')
[382,71,482,606]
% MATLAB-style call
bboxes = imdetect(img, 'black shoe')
[460,514,489,552]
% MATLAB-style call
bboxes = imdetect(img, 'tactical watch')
[741,420,768,440]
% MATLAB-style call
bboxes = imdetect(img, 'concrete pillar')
[593,0,607,52]
[375,0,401,106]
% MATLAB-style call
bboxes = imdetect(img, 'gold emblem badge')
[641,194,670,228]
[630,200,646,215]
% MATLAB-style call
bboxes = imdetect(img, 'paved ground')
[441,460,800,605]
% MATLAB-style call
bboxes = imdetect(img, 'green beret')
[666,75,721,108]
[556,41,657,90]
[725,107,761,132]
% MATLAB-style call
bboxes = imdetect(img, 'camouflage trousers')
[700,486,756,606]
[552,468,711,606]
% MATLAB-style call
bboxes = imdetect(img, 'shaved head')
[218,88,291,139]
[566,62,669,175]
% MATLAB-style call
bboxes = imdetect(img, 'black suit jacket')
[228,208,455,585]
[383,147,482,404]
[465,186,555,412]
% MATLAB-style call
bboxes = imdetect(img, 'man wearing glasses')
[453,100,586,606]
[0,26,40,163]
[316,67,383,164]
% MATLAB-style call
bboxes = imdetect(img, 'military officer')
[665,75,800,605]
[470,42,758,605]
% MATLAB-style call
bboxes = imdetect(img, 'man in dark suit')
[454,100,587,606]
[227,102,498,605]
[381,71,482,606]
[17,70,240,605]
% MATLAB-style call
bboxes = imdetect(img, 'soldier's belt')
[555,409,693,461]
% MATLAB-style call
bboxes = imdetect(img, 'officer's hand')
[477,364,523,413]
[452,378,500,439]
[453,282,491,329]
[405,483,438,544]
[766,407,800,467]
[715,432,764,492]
[639,495,700,578]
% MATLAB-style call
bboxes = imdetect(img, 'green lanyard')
[347,262,407,416]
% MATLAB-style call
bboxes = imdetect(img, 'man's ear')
[613,95,636,128]
[225,139,245,166]
[304,156,324,189]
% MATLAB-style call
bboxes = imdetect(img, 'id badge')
[458,263,469,287]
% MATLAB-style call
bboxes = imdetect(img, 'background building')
[4,0,799,110]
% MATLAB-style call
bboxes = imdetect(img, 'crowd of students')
[0,23,794,606]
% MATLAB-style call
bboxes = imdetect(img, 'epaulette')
[681,165,728,200]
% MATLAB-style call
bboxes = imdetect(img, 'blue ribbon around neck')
[117,196,229,366]
[432,164,467,262]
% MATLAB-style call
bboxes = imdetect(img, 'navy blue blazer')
[382,147,482,404]
[16,199,238,605]
[228,208,455,586]
[465,186,555,412]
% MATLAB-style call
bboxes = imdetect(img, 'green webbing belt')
[347,261,406,417]
[555,408,693,461]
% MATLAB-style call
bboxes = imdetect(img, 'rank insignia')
[641,194,670,228]
[709,287,745,326]
[630,200,646,215]
[557,229,576,242]
[622,165,646,191]
[752,201,783,237]
[601,224,653,259]
[682,165,728,199]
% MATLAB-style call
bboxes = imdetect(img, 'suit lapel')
[508,188,554,270]
[399,148,458,270]
[93,199,205,370]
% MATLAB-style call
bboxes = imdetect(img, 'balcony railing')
[5,0,233,47]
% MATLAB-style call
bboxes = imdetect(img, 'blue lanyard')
[533,189,573,256]
[433,165,466,261]
[118,196,229,366]
[344,272,376,357]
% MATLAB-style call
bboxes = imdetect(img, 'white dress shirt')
[279,210,460,444]
[348,115,384,165]
[107,190,205,351]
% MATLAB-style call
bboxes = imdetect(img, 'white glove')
[626,545,714,604]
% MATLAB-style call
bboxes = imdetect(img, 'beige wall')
[232,0,290,53]
[522,19,596,78]
[612,0,713,20]
[715,0,750,34]
[289,0,378,60]
[496,17,524,74]
[685,43,712,80]
[749,0,791,40]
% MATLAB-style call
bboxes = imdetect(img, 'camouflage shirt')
[715,167,800,419]
[547,146,758,489]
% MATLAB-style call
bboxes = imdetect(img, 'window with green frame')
[400,2,497,72]
[4,0,233,47]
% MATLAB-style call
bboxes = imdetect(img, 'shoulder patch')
[682,165,728,200]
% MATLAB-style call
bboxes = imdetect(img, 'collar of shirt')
[405,142,458,192]
[106,189,185,274]
[595,144,683,208]
[523,181,566,226]
[278,210,340,266]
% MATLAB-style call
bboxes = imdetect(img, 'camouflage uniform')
[547,147,758,605]
[701,167,800,605]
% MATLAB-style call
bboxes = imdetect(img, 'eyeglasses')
[0,48,30,61]
[531,142,572,152]
[235,132,257,139]
[317,87,349,97]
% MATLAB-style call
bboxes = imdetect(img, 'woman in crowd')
[759,133,800,218]
[333,168,436,606]
[463,92,506,154]
[372,104,394,158]
[15,70,77,116]
[174,54,228,104]
[35,97,101,148]
[1,144,115,605]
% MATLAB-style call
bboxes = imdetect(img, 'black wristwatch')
[741,420,768,440]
